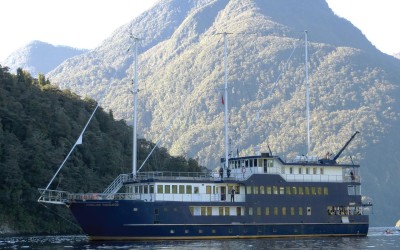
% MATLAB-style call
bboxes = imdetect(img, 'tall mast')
[223,32,230,170]
[305,30,310,155]
[132,36,139,176]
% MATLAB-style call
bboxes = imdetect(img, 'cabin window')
[274,207,279,216]
[292,187,297,195]
[248,207,253,215]
[305,187,310,195]
[150,185,154,194]
[299,207,303,215]
[268,160,274,168]
[265,207,270,215]
[313,168,317,174]
[260,186,265,194]
[273,186,278,195]
[320,168,324,175]
[266,186,272,194]
[186,185,192,194]
[139,186,143,194]
[135,186,139,194]
[225,207,230,216]
[257,207,261,216]
[172,185,178,194]
[247,186,252,194]
[311,187,317,195]
[179,185,185,194]
[206,186,211,194]
[189,207,194,215]
[253,186,259,194]
[289,167,293,174]
[291,207,295,216]
[245,160,249,167]
[165,185,171,194]
[250,160,253,167]
[201,207,206,216]
[298,168,302,174]
[157,185,163,194]
[235,185,240,194]
[219,207,224,216]
[317,187,322,195]
[282,207,286,216]
[207,207,212,216]
[306,168,310,174]
[299,187,304,195]
[194,187,199,194]
[254,159,257,167]
[324,187,329,195]
[286,187,291,195]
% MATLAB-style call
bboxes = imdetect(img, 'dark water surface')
[0,227,399,249]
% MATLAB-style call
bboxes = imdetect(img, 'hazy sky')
[1,0,399,62]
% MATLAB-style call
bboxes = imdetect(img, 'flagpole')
[222,32,231,171]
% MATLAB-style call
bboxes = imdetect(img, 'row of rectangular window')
[133,184,241,195]
[246,186,328,195]
[289,167,324,175]
[190,206,312,216]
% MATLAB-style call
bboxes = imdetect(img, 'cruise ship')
[38,33,372,240]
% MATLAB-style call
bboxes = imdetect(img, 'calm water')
[0,227,399,249]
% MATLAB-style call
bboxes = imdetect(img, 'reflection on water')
[0,227,399,249]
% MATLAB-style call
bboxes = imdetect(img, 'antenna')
[305,30,311,155]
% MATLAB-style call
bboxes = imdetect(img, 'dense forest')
[0,65,203,234]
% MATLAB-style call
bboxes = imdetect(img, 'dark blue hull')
[68,200,369,240]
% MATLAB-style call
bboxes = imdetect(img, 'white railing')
[103,174,130,194]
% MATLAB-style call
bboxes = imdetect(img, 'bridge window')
[150,185,154,194]
[165,185,171,194]
[250,160,253,167]
[254,159,257,167]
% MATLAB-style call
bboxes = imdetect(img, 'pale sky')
[1,0,399,62]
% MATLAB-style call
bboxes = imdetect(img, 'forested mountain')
[0,66,203,234]
[2,41,88,77]
[46,0,400,226]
